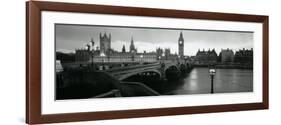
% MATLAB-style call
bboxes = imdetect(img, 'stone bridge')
[105,60,192,81]
[57,60,193,98]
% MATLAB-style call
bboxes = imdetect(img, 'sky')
[55,24,253,56]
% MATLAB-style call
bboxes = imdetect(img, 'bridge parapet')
[106,61,186,81]
[67,59,192,81]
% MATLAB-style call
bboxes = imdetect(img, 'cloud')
[56,24,253,56]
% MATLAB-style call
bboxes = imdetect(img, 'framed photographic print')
[26,1,269,124]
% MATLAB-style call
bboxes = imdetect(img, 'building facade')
[75,32,183,63]
[220,48,235,63]
[129,37,137,53]
[56,52,76,63]
[194,49,218,65]
[75,49,91,62]
[99,32,111,55]
[234,48,253,64]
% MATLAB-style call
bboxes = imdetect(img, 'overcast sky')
[55,24,253,56]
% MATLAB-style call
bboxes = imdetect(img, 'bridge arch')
[118,69,162,81]
[164,64,179,71]
[180,63,186,68]
[186,62,190,67]
[164,65,181,80]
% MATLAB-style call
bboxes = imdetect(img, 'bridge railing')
[120,81,160,96]
[105,62,160,73]
[93,89,122,98]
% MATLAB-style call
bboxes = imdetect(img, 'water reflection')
[162,68,253,95]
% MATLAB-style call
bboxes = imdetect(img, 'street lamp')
[177,55,180,64]
[140,54,143,64]
[88,41,95,69]
[209,68,216,94]
[162,53,165,61]
[184,56,187,63]
[158,56,161,63]
[100,52,106,70]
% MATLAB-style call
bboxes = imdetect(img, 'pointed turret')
[122,45,126,53]
[179,31,184,41]
[130,36,136,53]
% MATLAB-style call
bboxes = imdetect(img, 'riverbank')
[193,64,253,69]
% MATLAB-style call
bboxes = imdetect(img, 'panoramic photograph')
[55,24,254,100]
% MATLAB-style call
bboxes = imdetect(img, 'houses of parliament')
[57,31,252,68]
[74,32,185,63]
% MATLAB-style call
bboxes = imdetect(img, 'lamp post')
[177,55,180,65]
[88,41,95,70]
[209,68,216,94]
[140,54,143,64]
[85,45,90,68]
[100,52,106,70]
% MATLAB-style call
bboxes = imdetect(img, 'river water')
[145,67,253,95]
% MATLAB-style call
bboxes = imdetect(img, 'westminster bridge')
[62,59,193,81]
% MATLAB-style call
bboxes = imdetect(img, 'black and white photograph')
[55,24,253,100]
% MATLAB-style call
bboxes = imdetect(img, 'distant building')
[220,48,234,63]
[100,32,111,55]
[195,49,218,65]
[129,37,137,53]
[75,49,91,62]
[56,52,76,63]
[234,48,253,64]
[164,48,171,60]
[75,38,159,63]
[75,32,183,63]
[178,32,184,58]
[122,45,126,53]
[155,47,179,61]
[89,51,158,63]
[135,52,157,62]
[156,47,163,60]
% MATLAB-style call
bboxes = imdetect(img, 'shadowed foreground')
[56,69,159,100]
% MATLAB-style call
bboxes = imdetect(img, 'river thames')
[144,67,253,95]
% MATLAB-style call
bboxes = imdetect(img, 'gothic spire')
[122,44,126,53]
[130,36,136,53]
[131,36,134,44]
[90,38,94,46]
[179,31,184,41]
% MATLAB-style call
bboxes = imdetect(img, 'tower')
[178,32,184,58]
[130,37,136,53]
[99,32,111,54]
[122,44,126,53]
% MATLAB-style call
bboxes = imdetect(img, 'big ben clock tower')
[178,32,184,58]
